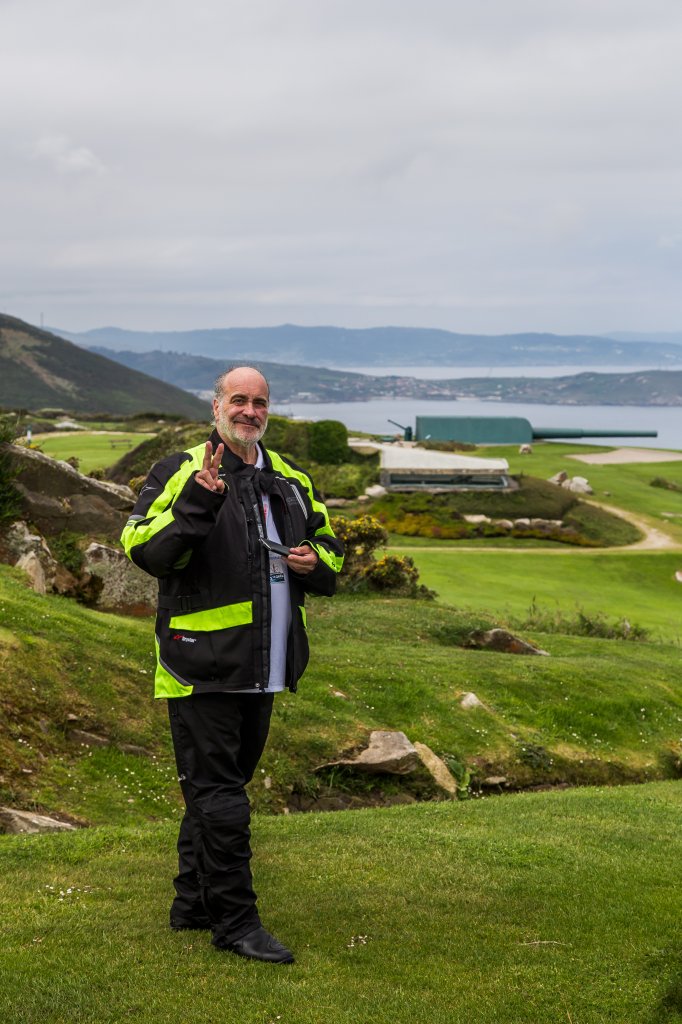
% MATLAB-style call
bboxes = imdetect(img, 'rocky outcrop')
[3,520,155,614]
[5,443,135,536]
[3,520,79,596]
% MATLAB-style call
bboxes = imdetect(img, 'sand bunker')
[568,447,682,465]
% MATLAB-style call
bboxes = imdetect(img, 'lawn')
[1,783,681,1024]
[34,431,155,474]
[482,442,682,541]
[396,549,682,643]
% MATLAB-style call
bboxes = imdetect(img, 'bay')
[271,397,681,451]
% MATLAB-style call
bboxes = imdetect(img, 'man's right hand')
[195,441,225,493]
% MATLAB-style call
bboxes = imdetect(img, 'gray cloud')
[1,0,681,333]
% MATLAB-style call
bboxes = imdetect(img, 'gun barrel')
[532,428,658,439]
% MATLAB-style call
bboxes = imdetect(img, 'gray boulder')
[460,691,485,709]
[324,730,419,775]
[0,807,77,834]
[414,742,458,797]
[83,542,157,614]
[561,475,593,495]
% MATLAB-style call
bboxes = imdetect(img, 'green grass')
[397,548,682,643]
[1,783,681,1023]
[34,431,155,474]
[2,564,682,825]
[482,443,682,542]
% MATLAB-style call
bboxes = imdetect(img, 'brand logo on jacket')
[172,634,197,643]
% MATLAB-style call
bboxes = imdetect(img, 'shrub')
[330,514,432,597]
[308,419,349,465]
[0,416,21,525]
[311,461,380,499]
[364,554,430,597]
[50,531,85,575]
[650,476,682,493]
[513,598,650,641]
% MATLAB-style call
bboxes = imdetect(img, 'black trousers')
[167,692,275,946]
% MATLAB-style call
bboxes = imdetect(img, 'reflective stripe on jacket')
[121,431,344,698]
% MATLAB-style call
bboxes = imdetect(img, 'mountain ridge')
[52,324,682,367]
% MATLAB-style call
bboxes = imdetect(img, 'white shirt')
[233,446,291,693]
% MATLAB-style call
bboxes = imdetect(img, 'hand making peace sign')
[195,441,225,493]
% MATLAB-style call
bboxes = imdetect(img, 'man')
[121,366,344,964]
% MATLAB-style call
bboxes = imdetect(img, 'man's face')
[213,368,269,450]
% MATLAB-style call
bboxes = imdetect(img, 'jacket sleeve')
[293,468,345,598]
[120,451,225,578]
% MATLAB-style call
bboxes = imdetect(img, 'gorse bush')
[330,514,433,597]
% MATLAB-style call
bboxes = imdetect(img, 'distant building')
[348,440,511,491]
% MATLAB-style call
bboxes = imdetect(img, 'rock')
[83,542,157,614]
[364,484,388,498]
[460,691,485,709]
[514,518,531,528]
[561,475,593,494]
[675,571,682,584]
[15,551,47,594]
[494,519,514,530]
[4,443,135,536]
[0,807,77,834]
[464,514,491,524]
[325,498,350,508]
[357,494,370,503]
[323,730,419,775]
[482,776,508,787]
[519,444,532,454]
[548,471,568,485]
[414,742,458,797]
[3,520,50,562]
[465,628,550,656]
[67,729,111,747]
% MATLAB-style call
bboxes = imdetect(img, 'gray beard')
[216,414,267,449]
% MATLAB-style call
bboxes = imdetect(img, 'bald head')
[213,365,270,403]
[212,366,270,462]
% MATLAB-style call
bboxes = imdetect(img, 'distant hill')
[91,346,682,406]
[605,331,682,345]
[0,316,207,417]
[52,324,682,367]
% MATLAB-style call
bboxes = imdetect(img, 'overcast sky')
[2,0,681,335]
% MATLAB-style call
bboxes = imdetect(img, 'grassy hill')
[0,315,207,417]
[1,784,681,1023]
[1,556,681,827]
